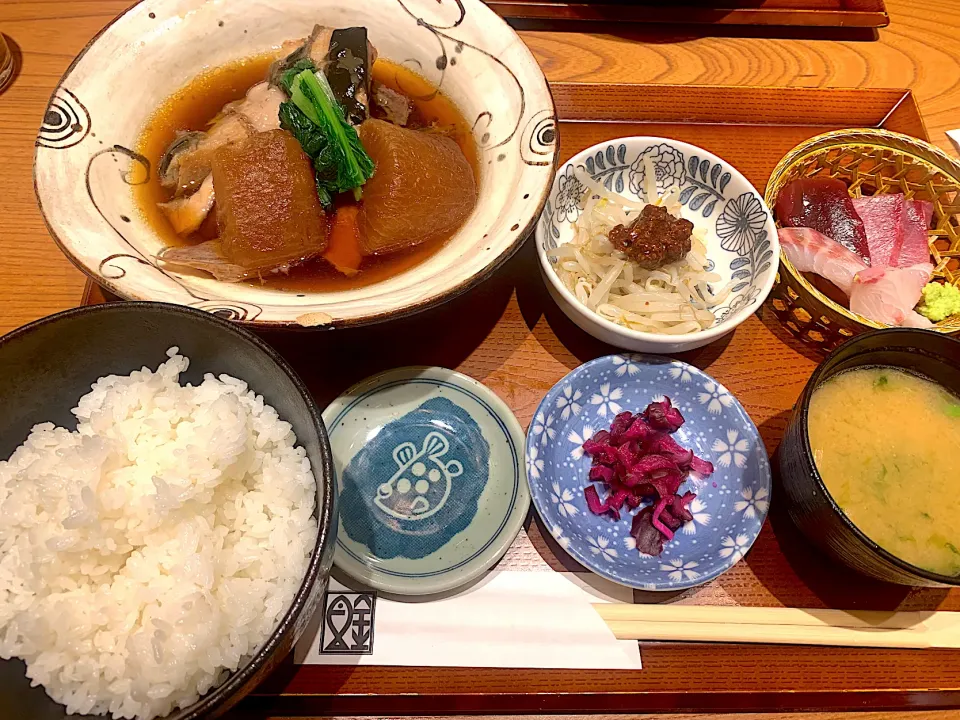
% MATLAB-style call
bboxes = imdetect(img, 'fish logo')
[374,432,463,521]
[321,592,376,654]
[339,396,490,560]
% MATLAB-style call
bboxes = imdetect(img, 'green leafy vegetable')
[873,374,889,389]
[278,67,375,208]
[278,102,327,158]
[945,403,960,419]
[279,59,318,95]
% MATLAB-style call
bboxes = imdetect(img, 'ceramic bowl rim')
[534,135,779,347]
[794,327,960,587]
[32,0,559,329]
[0,300,338,718]
[525,353,771,591]
[323,365,530,596]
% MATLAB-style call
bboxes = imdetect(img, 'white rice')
[547,169,732,335]
[0,348,318,720]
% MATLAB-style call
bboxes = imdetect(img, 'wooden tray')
[82,84,960,715]
[484,0,889,28]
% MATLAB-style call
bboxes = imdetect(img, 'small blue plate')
[324,367,529,596]
[526,354,771,591]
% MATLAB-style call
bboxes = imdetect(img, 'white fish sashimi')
[902,310,935,329]
[778,227,867,295]
[779,227,934,328]
[849,263,934,326]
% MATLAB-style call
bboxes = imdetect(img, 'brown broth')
[135,54,478,293]
[372,60,478,172]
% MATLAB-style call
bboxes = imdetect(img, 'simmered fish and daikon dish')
[808,367,960,576]
[140,25,478,290]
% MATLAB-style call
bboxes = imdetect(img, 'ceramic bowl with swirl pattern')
[535,137,779,354]
[34,0,557,326]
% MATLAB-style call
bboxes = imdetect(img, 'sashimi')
[851,194,933,269]
[849,263,933,326]
[902,311,935,329]
[893,199,933,267]
[852,194,902,268]
[775,177,871,263]
[778,227,868,295]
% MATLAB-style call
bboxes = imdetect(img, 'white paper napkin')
[295,570,642,670]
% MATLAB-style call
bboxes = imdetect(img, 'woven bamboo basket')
[764,128,960,352]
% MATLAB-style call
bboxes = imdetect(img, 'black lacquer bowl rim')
[0,301,338,719]
[792,327,960,587]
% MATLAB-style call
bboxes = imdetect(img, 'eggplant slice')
[326,27,373,126]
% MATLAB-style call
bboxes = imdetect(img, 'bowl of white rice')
[0,302,336,720]
[535,136,779,353]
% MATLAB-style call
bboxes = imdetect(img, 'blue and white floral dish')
[535,137,779,353]
[526,354,771,591]
[324,367,529,595]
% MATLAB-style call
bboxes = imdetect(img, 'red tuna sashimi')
[892,199,933,267]
[776,177,871,263]
[852,194,903,268]
[778,227,868,295]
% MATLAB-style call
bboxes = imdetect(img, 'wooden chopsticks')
[593,604,960,648]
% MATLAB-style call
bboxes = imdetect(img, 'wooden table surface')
[3,1,960,719]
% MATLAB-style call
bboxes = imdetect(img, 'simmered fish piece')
[268,25,334,85]
[372,84,412,126]
[157,131,204,191]
[158,174,215,235]
[159,130,328,281]
[159,114,253,195]
[158,240,252,283]
[358,119,476,256]
[220,81,286,133]
[214,129,328,270]
[158,84,282,196]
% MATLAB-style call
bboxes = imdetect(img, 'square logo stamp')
[319,591,376,655]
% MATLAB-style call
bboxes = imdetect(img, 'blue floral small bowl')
[526,354,771,590]
[535,137,779,354]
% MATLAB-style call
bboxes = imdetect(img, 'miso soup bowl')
[778,328,960,587]
[33,0,557,327]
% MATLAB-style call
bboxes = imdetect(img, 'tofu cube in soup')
[212,129,328,270]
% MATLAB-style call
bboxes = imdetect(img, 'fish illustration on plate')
[339,397,490,560]
[374,431,463,521]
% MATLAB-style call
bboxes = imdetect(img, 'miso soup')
[808,367,960,576]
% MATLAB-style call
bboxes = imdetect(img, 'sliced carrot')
[323,205,364,276]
